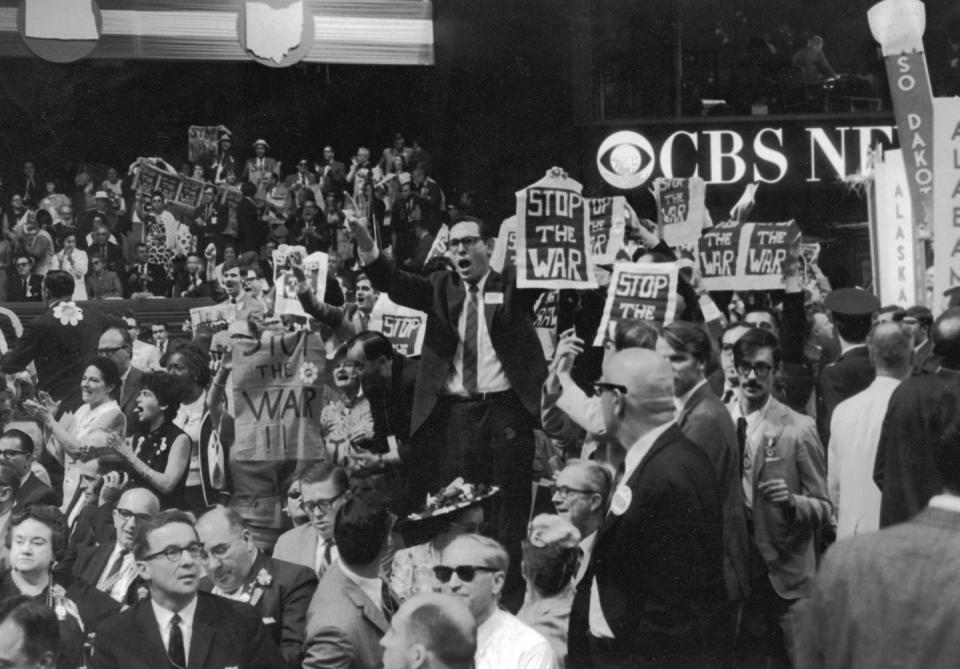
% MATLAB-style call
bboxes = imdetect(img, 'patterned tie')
[462,284,479,394]
[168,613,186,669]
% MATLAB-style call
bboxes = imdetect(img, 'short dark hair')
[0,461,21,497]
[334,491,391,568]
[732,327,782,368]
[162,343,211,389]
[132,509,198,560]
[2,429,34,458]
[405,600,476,669]
[42,270,74,300]
[7,505,68,562]
[834,313,873,344]
[347,331,395,362]
[905,305,934,331]
[13,252,34,266]
[300,461,348,492]
[660,321,714,366]
[140,372,183,421]
[86,356,122,396]
[456,215,493,240]
[744,306,781,333]
[0,596,59,663]
[876,305,906,321]
[933,308,960,369]
[612,319,658,351]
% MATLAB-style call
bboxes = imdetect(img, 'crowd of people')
[0,131,957,669]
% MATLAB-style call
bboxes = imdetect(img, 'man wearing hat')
[211,131,238,184]
[816,287,881,444]
[244,139,279,189]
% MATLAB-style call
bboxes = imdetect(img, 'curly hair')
[6,505,68,563]
[140,371,184,421]
[161,343,211,389]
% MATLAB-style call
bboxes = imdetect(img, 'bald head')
[599,349,675,442]
[386,593,477,669]
[934,308,960,370]
[118,487,160,513]
[867,321,913,379]
[115,487,159,549]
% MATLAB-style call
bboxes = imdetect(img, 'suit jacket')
[747,397,831,599]
[236,197,267,254]
[59,501,115,576]
[677,382,750,601]
[797,506,960,669]
[89,591,285,669]
[363,253,547,438]
[0,301,126,408]
[302,561,388,669]
[912,337,939,376]
[201,551,317,669]
[119,366,144,436]
[243,157,280,183]
[272,522,320,571]
[85,242,126,274]
[874,369,960,527]
[817,346,875,443]
[320,160,347,194]
[14,472,56,509]
[7,274,42,302]
[72,538,147,607]
[571,424,726,661]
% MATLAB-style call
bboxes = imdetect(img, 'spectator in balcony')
[319,145,347,195]
[88,251,125,298]
[9,253,42,303]
[39,180,70,224]
[53,232,88,301]
[793,35,836,83]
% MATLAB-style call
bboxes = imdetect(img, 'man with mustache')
[197,505,317,669]
[730,328,830,667]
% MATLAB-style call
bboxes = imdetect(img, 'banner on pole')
[698,220,801,292]
[594,263,679,345]
[232,331,327,461]
[369,294,427,357]
[872,149,917,307]
[424,224,449,267]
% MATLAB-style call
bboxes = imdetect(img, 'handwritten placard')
[593,263,679,346]
[698,220,801,292]
[272,246,328,317]
[490,216,518,273]
[532,289,559,360]
[369,294,427,356]
[587,196,627,266]
[189,303,238,331]
[133,160,206,209]
[653,177,707,251]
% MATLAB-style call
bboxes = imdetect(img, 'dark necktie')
[318,539,334,577]
[103,548,129,583]
[230,297,237,305]
[21,278,27,296]
[168,613,186,669]
[463,284,479,394]
[737,417,749,476]
[381,580,396,621]
[722,388,734,404]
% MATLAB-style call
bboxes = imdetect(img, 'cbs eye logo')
[596,131,655,189]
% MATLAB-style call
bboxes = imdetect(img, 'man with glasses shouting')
[274,462,348,575]
[90,509,284,669]
[729,328,830,668]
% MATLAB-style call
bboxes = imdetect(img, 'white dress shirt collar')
[151,595,198,656]
[928,494,960,514]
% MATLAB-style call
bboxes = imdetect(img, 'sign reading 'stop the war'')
[698,220,801,291]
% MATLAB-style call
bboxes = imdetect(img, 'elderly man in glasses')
[729,328,830,668]
[436,533,555,669]
[90,509,284,669]
[197,505,317,669]
[72,487,159,605]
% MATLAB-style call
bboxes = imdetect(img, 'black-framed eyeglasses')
[141,542,206,562]
[15,262,30,268]
[433,565,501,583]
[0,448,28,459]
[550,484,598,499]
[737,361,774,378]
[97,346,127,356]
[447,236,483,250]
[592,382,627,396]
[115,507,152,524]
[300,490,346,515]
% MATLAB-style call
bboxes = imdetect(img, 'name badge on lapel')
[484,292,504,305]
[610,485,632,516]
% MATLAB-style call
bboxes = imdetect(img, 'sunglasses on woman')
[433,565,500,583]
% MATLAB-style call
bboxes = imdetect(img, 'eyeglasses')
[592,382,627,396]
[550,484,598,499]
[0,449,28,459]
[736,361,774,378]
[97,346,127,356]
[433,565,501,583]
[115,507,152,524]
[15,262,30,268]
[447,236,483,250]
[142,542,206,562]
[300,490,346,515]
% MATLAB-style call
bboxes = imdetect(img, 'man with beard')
[197,505,317,669]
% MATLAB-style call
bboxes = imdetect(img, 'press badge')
[485,292,504,305]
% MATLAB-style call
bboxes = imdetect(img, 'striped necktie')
[462,284,479,393]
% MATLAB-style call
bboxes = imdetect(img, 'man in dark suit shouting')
[569,348,726,669]
[197,505,318,669]
[353,213,547,604]
[89,509,284,669]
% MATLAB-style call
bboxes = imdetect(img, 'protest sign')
[188,125,225,165]
[272,245,328,317]
[587,196,627,266]
[872,149,917,307]
[369,294,427,356]
[189,303,237,331]
[515,170,596,289]
[698,220,801,292]
[424,223,449,267]
[490,216,518,273]
[653,177,707,251]
[231,331,326,461]
[532,290,559,360]
[593,263,679,346]
[933,98,960,310]
[133,160,206,209]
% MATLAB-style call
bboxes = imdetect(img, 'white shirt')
[313,537,340,575]
[928,494,960,513]
[443,271,510,395]
[589,421,675,639]
[339,561,383,611]
[574,531,596,586]
[151,596,197,659]
[476,609,557,669]
[828,376,902,539]
[730,396,774,509]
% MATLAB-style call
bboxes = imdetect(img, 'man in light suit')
[798,420,960,669]
[197,506,318,669]
[97,327,144,436]
[569,349,726,669]
[208,256,267,322]
[303,491,395,669]
[730,328,831,668]
[273,463,348,574]
[90,509,284,669]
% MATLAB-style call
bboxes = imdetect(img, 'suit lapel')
[447,277,465,334]
[751,399,787,485]
[188,596,215,669]
[344,578,389,634]
[121,368,140,412]
[676,383,709,427]
[133,600,169,669]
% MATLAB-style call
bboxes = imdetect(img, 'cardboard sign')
[653,177,707,251]
[515,171,597,289]
[872,149,917,307]
[532,289,559,360]
[587,196,627,266]
[369,294,427,356]
[272,245,328,317]
[698,220,801,292]
[190,303,238,331]
[231,331,327,461]
[490,216,518,273]
[593,263,679,346]
[133,160,206,208]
